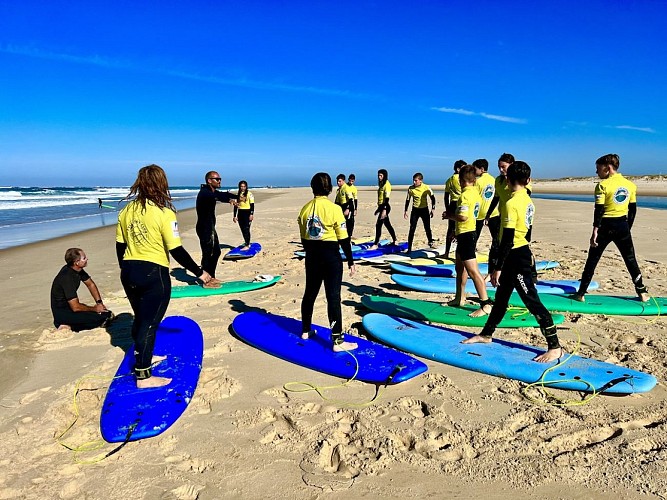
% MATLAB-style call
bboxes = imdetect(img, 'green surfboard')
[495,292,667,316]
[360,295,565,328]
[171,275,281,298]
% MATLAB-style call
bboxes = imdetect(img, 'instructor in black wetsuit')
[196,171,238,286]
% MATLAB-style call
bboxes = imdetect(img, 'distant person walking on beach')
[442,165,492,317]
[443,160,466,258]
[404,172,436,252]
[371,169,398,248]
[98,198,103,209]
[298,172,358,352]
[233,180,254,250]
[347,174,358,238]
[117,164,213,389]
[50,248,113,332]
[572,154,649,302]
[196,171,238,285]
[463,161,562,363]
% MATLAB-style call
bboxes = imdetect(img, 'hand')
[381,209,387,220]
[484,217,489,226]
[490,270,501,287]
[354,210,357,217]
[249,214,254,222]
[589,228,599,248]
[199,271,212,284]
[344,209,350,217]
[430,210,434,218]
[93,303,107,313]
[233,217,238,223]
[349,264,356,277]
[404,211,408,220]
[442,211,447,220]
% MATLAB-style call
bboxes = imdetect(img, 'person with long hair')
[116,164,213,389]
[371,168,398,248]
[233,180,254,250]
[298,172,357,352]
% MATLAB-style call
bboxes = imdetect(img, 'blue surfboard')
[362,314,657,394]
[231,311,427,384]
[295,241,408,260]
[390,260,561,277]
[391,274,598,295]
[391,274,594,295]
[100,316,204,442]
[224,242,262,260]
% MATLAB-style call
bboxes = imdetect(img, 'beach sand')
[1,180,666,499]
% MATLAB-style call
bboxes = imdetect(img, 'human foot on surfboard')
[302,330,358,351]
[136,376,172,389]
[462,335,563,363]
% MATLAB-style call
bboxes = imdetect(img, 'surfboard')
[498,292,667,316]
[359,246,447,264]
[403,253,489,266]
[224,242,262,260]
[231,311,428,384]
[171,275,281,298]
[391,274,590,295]
[361,314,656,394]
[391,274,597,295]
[100,204,116,210]
[351,242,409,260]
[390,260,561,277]
[100,316,204,442]
[294,240,391,259]
[360,295,566,328]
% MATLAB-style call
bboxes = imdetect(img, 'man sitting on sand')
[50,248,113,332]
[462,162,562,363]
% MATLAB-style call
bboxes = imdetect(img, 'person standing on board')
[463,161,561,363]
[196,171,238,287]
[298,172,357,352]
[233,180,254,251]
[117,164,213,388]
[572,154,649,302]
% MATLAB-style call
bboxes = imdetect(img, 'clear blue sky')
[1,0,666,187]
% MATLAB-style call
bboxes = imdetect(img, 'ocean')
[0,185,232,250]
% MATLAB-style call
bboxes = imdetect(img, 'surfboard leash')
[55,373,134,464]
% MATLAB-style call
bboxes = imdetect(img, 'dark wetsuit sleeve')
[526,187,532,196]
[628,202,637,229]
[429,193,436,210]
[526,225,533,242]
[354,199,358,211]
[593,204,605,227]
[404,194,410,213]
[249,202,255,215]
[495,228,515,270]
[338,237,354,267]
[215,191,238,203]
[487,196,499,217]
[233,205,238,217]
[116,242,127,268]
[169,246,203,277]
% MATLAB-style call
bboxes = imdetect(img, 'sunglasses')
[209,177,222,181]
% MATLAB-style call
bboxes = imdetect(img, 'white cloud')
[613,125,656,133]
[431,106,526,124]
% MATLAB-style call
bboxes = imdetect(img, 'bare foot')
[209,277,222,285]
[136,376,172,389]
[57,324,72,331]
[640,292,650,302]
[571,293,585,302]
[152,354,167,365]
[468,304,492,318]
[333,341,358,352]
[301,330,315,340]
[533,347,562,363]
[461,335,492,345]
[240,245,250,251]
[447,298,465,307]
[203,281,222,289]
[369,245,378,250]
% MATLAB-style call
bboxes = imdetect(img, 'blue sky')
[1,0,666,187]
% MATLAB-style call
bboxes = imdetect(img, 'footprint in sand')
[166,483,205,500]
[193,367,241,414]
[19,386,52,405]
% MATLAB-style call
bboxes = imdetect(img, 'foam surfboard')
[294,240,390,259]
[497,292,667,316]
[224,242,262,260]
[231,311,428,384]
[390,260,561,277]
[359,245,447,264]
[362,314,657,394]
[100,316,204,442]
[404,254,489,266]
[171,275,280,298]
[360,295,566,328]
[391,274,597,295]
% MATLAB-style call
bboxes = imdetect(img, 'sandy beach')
[1,180,666,499]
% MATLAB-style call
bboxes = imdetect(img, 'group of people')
[51,152,650,388]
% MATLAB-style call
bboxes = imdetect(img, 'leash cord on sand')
[55,374,134,464]
[283,343,385,408]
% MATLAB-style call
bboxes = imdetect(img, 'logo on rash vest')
[525,203,535,227]
[307,215,324,240]
[614,187,629,204]
[473,202,481,219]
[171,221,180,238]
[483,184,494,200]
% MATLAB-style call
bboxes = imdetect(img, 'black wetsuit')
[50,266,112,331]
[195,185,238,277]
